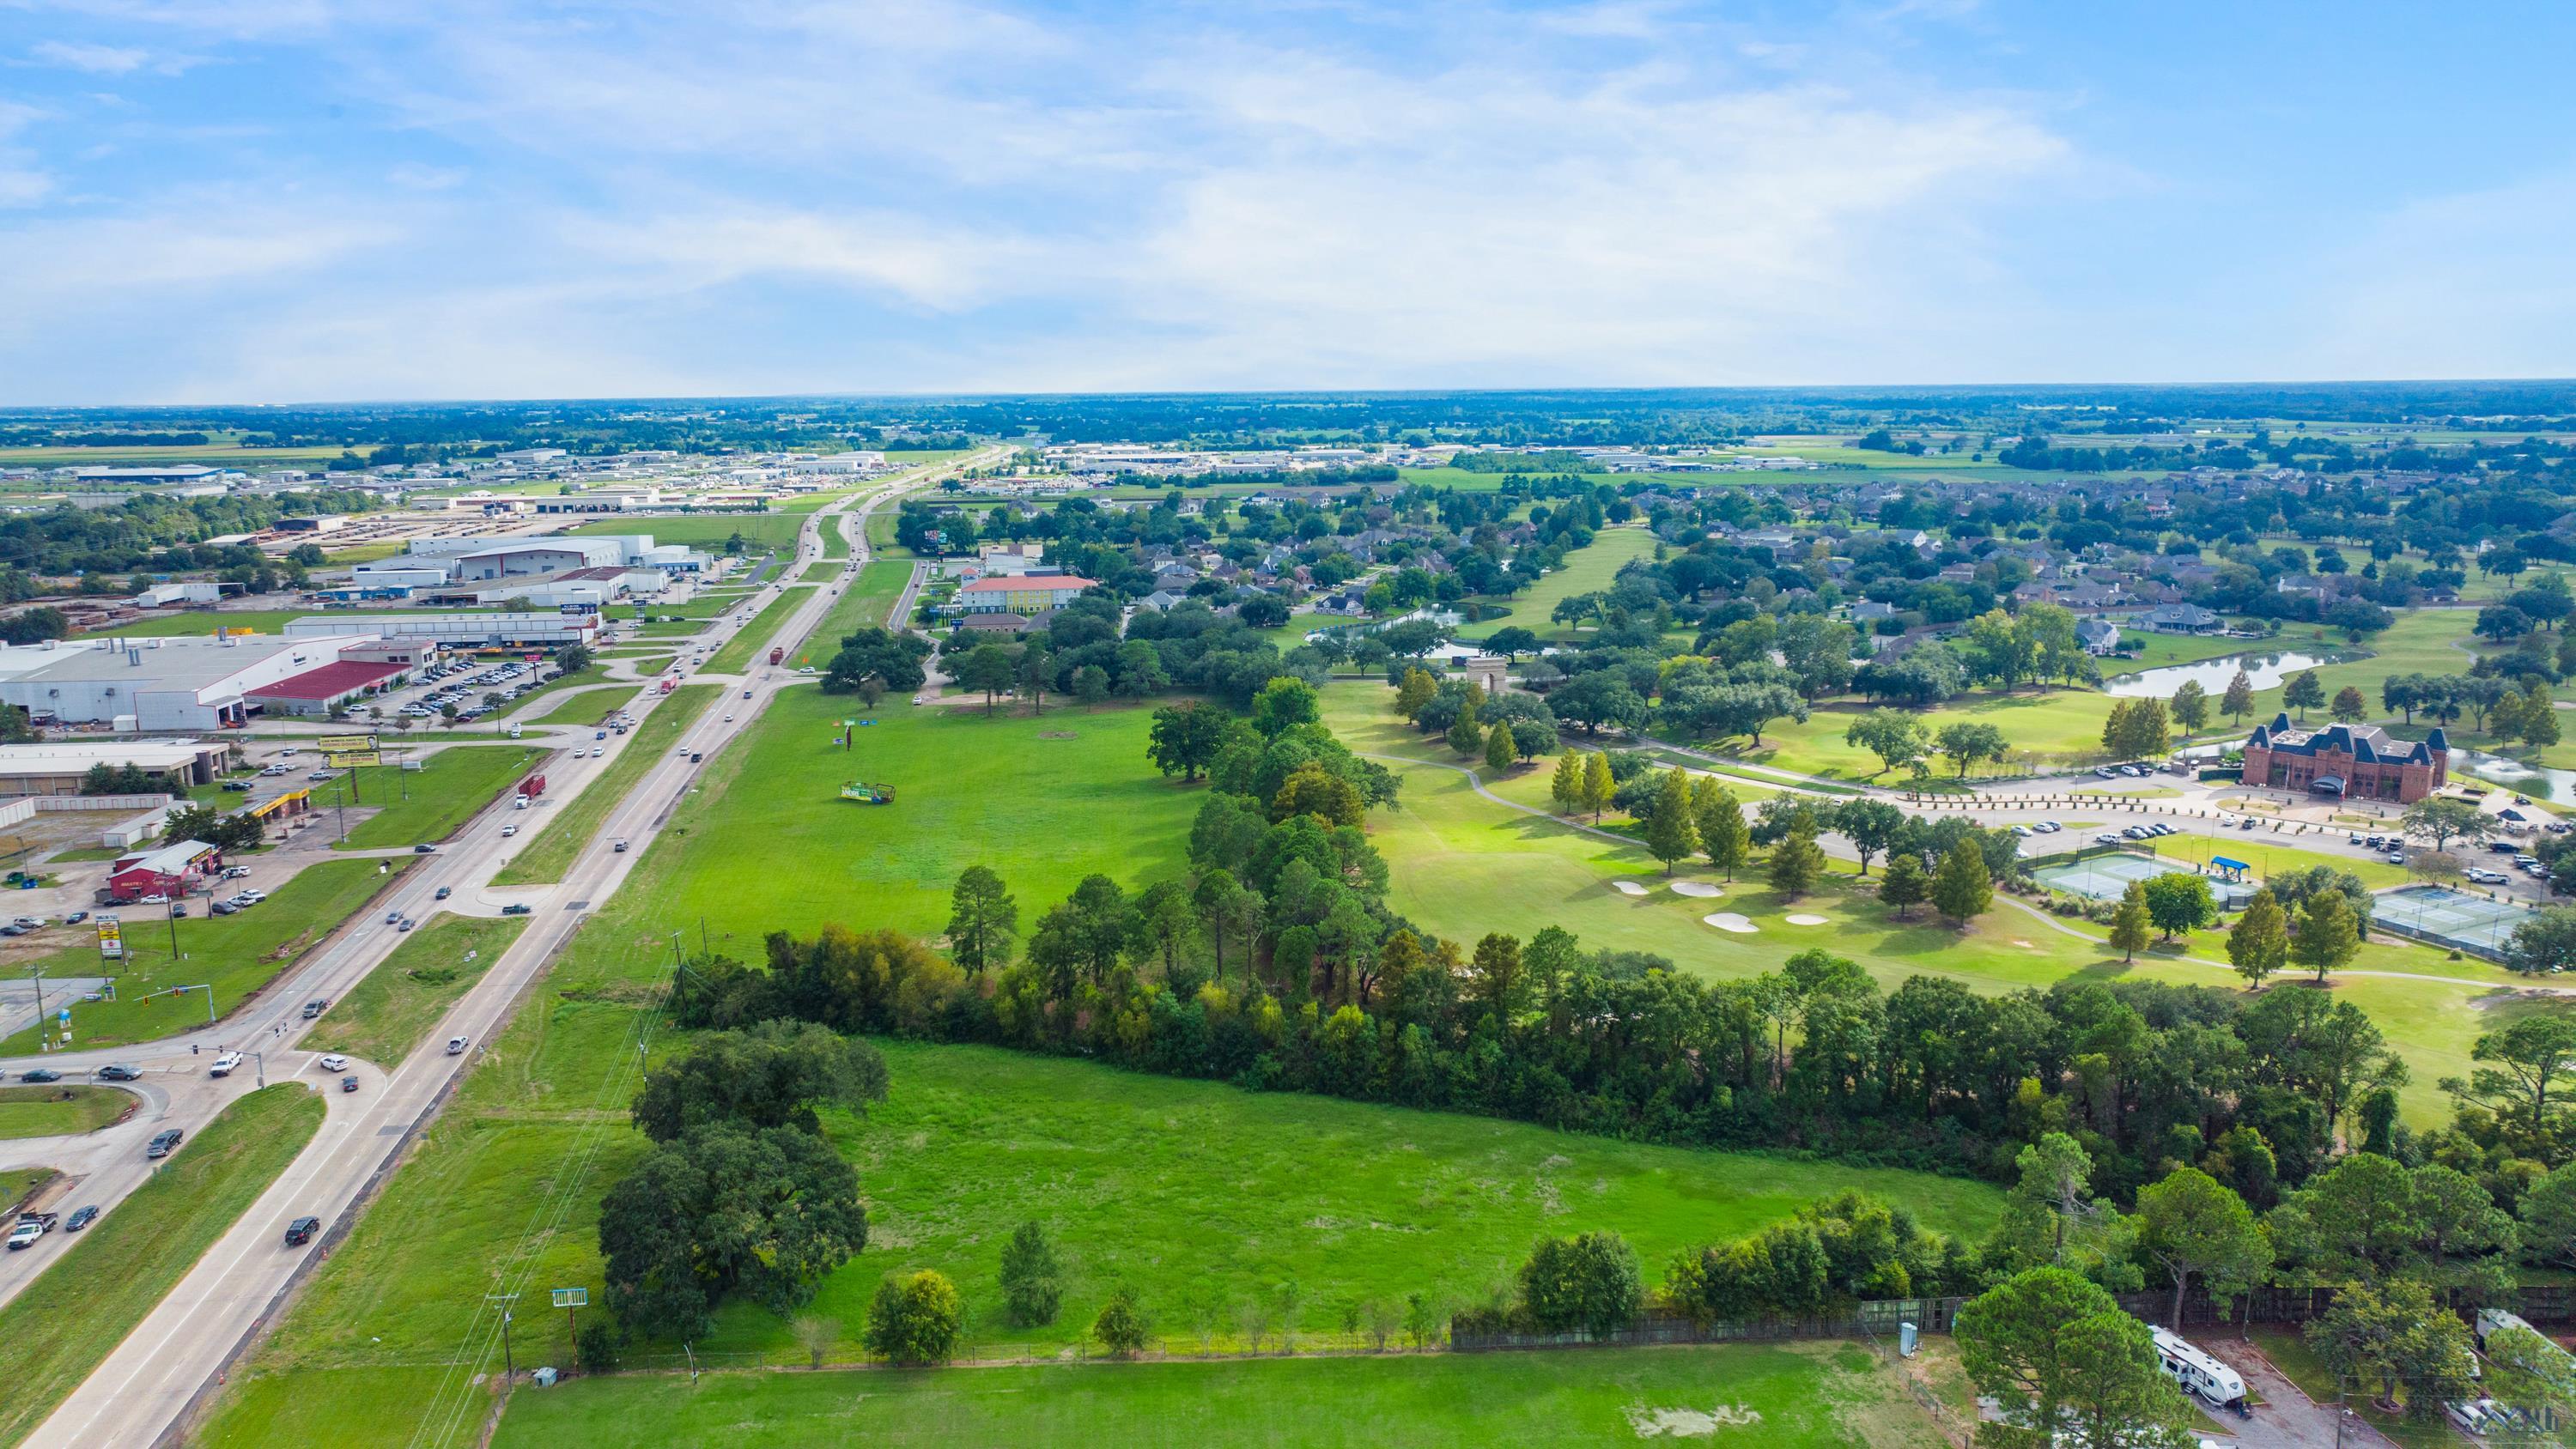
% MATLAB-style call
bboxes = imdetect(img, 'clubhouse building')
[2239,712,2448,803]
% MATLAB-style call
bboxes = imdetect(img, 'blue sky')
[2,1,2572,403]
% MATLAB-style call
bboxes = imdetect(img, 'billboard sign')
[95,915,122,961]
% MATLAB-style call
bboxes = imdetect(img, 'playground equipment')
[839,781,896,804]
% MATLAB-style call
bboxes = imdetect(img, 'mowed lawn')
[1319,682,2535,1124]
[0,1084,131,1139]
[0,858,409,1053]
[199,682,1999,1446]
[488,1341,1937,1449]
[1458,524,1660,643]
[302,912,530,1066]
[704,585,813,674]
[322,745,546,849]
[0,1083,323,1448]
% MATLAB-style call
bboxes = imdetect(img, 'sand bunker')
[1669,882,1721,898]
[1784,913,1829,925]
[1703,912,1758,933]
[1626,1404,1764,1437]
[1609,880,1649,896]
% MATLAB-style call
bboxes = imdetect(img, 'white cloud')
[31,39,149,71]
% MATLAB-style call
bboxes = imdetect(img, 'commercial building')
[102,838,223,903]
[286,611,599,651]
[954,574,1098,615]
[2240,713,2449,803]
[0,634,385,731]
[243,658,411,716]
[0,740,231,797]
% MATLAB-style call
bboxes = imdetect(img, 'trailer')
[659,676,677,694]
[769,646,786,665]
[517,773,547,801]
[2151,1327,2247,1414]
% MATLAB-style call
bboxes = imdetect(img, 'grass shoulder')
[0,1082,324,1447]
[304,912,531,1065]
[0,1084,133,1140]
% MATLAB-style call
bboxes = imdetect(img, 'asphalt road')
[4,458,980,1449]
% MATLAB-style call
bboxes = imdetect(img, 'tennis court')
[2374,885,2531,956]
[2029,851,2199,901]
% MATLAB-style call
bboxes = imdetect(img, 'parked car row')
[209,888,267,917]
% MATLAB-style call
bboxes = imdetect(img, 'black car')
[96,1064,141,1082]
[146,1127,183,1158]
[64,1205,99,1232]
[413,843,436,854]
[64,911,86,926]
[222,780,253,792]
[20,1068,60,1083]
[340,1075,359,1093]
[283,1215,320,1246]
[501,903,532,916]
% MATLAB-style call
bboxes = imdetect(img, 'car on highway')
[64,1204,98,1232]
[8,1216,53,1250]
[614,840,629,852]
[398,918,416,931]
[302,998,329,1018]
[434,885,452,900]
[501,824,517,838]
[447,1035,470,1055]
[318,1053,349,1072]
[283,1216,321,1246]
[386,910,404,925]
[209,1052,242,1077]
[596,731,607,740]
[97,1064,141,1082]
[145,1127,183,1158]
[20,1068,60,1083]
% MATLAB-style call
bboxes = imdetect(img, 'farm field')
[322,745,545,849]
[0,1083,323,1448]
[0,858,407,1053]
[303,912,529,1065]
[0,1084,130,1139]
[484,1340,1936,1449]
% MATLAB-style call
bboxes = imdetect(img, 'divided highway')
[5,455,983,1448]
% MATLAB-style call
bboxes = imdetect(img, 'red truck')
[768,646,785,665]
[659,676,677,694]
[517,773,546,800]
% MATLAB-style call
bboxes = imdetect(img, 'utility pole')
[669,930,683,971]
[487,1292,521,1382]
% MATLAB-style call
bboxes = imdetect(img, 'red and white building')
[100,838,222,904]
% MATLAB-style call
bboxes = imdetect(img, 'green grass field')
[86,609,308,640]
[704,586,814,674]
[0,858,408,1054]
[0,1084,131,1139]
[484,1341,1935,1449]
[321,745,545,849]
[802,558,909,654]
[0,1168,49,1214]
[489,685,720,885]
[527,686,641,727]
[0,1082,323,1448]
[303,912,530,1065]
[1457,525,1660,643]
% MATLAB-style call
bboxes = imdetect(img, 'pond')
[2105,650,2342,699]
[2457,749,2576,802]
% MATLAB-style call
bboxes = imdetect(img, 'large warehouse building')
[0,635,395,731]
[0,740,232,797]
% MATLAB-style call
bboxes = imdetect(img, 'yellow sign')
[325,749,381,768]
[316,733,377,754]
[95,917,122,961]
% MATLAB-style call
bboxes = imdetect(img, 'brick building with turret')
[2239,712,2447,803]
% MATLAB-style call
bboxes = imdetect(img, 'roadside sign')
[316,733,378,754]
[551,1287,588,1308]
[325,749,381,767]
[96,916,122,961]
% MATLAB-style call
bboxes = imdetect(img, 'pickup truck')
[209,1052,243,1078]
[7,1213,58,1250]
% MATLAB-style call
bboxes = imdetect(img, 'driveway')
[2199,1337,2399,1449]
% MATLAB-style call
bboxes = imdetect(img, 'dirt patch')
[1624,1404,1762,1437]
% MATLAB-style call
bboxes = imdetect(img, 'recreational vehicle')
[2152,1327,2248,1414]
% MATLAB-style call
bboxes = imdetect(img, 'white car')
[318,1053,349,1071]
[446,1036,469,1056]
[209,1051,243,1077]
[6,1220,45,1251]
[501,824,518,837]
